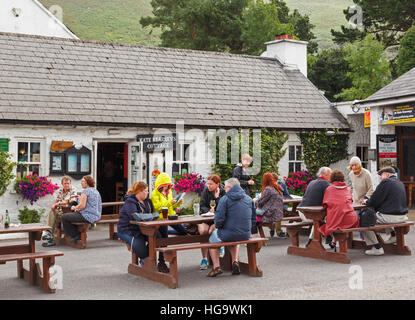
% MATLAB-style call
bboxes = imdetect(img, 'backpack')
[359,207,377,227]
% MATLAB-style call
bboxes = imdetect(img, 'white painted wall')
[0,0,78,39]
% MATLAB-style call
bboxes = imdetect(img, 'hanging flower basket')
[14,174,59,205]
[173,173,206,196]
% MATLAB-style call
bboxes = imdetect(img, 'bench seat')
[0,250,64,293]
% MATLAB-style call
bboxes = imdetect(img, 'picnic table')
[0,223,63,293]
[127,215,267,288]
[286,204,414,264]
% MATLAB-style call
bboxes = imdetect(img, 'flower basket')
[283,170,314,197]
[173,173,206,196]
[14,174,59,205]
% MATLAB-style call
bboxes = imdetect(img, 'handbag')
[359,207,376,227]
[133,212,160,221]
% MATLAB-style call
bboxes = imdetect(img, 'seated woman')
[151,172,187,237]
[198,174,226,270]
[61,175,102,243]
[256,172,286,238]
[319,170,359,246]
[117,181,169,273]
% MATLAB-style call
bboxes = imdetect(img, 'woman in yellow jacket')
[151,173,187,235]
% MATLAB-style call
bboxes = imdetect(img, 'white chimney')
[261,34,308,77]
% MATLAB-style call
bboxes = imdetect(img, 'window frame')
[288,144,303,173]
[16,139,44,178]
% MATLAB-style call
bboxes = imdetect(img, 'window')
[288,145,302,173]
[356,146,369,169]
[65,145,91,179]
[172,143,190,176]
[17,141,42,178]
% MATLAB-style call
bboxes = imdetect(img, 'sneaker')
[276,232,288,239]
[219,247,225,257]
[200,258,208,270]
[42,231,52,241]
[158,261,170,273]
[42,239,56,247]
[384,235,396,244]
[365,247,384,256]
[269,229,275,238]
[232,261,240,275]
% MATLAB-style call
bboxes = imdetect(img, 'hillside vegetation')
[40,0,352,49]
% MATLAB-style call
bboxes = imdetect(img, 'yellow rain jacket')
[151,173,182,219]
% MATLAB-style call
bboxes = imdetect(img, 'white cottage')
[0,32,350,223]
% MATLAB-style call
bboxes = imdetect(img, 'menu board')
[376,135,397,169]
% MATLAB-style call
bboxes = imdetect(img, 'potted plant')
[14,174,59,205]
[284,170,314,197]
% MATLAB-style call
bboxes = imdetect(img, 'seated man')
[42,176,78,247]
[363,166,408,256]
[207,178,258,277]
[298,167,332,247]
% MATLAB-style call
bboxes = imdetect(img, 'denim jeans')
[118,231,165,262]
[167,224,188,235]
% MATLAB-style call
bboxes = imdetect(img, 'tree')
[335,34,392,101]
[397,26,415,76]
[140,0,249,53]
[308,47,353,102]
[332,0,415,47]
[0,151,16,196]
[241,0,293,56]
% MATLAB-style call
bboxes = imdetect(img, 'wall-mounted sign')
[364,110,371,128]
[379,105,415,125]
[0,138,9,152]
[50,141,73,152]
[376,134,397,170]
[136,134,177,152]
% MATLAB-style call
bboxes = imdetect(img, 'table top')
[130,215,214,227]
[0,223,51,234]
[298,203,367,213]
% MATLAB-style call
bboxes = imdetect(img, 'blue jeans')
[167,224,188,235]
[118,231,165,262]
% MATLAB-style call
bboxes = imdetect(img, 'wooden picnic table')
[283,198,302,217]
[128,215,266,288]
[0,223,63,293]
[287,204,414,263]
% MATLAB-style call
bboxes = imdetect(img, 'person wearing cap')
[362,166,408,256]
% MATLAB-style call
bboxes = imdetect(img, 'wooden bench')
[56,214,120,249]
[257,216,303,241]
[285,221,314,247]
[333,221,415,259]
[155,237,268,288]
[0,250,64,293]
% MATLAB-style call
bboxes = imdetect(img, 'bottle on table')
[4,210,10,228]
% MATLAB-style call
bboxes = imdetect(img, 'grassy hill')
[40,0,352,49]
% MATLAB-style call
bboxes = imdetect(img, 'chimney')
[261,34,308,77]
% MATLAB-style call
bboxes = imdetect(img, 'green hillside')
[284,0,353,48]
[39,0,161,46]
[40,0,352,49]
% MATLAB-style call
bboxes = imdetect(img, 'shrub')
[0,151,16,196]
[18,205,45,224]
[284,170,314,196]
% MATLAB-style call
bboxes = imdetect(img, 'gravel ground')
[1,216,415,300]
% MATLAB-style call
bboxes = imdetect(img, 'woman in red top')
[320,170,359,238]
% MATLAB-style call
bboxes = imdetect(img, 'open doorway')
[97,142,126,213]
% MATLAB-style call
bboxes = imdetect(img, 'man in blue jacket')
[207,178,258,277]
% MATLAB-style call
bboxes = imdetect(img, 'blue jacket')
[215,185,257,242]
[117,194,153,238]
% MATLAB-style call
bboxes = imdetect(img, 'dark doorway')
[97,142,126,214]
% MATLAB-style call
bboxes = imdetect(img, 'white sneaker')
[365,247,384,256]
[384,235,396,244]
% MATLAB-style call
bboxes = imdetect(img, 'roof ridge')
[0,31,280,63]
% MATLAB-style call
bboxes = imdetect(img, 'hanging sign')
[379,105,415,125]
[136,134,177,152]
[0,138,9,152]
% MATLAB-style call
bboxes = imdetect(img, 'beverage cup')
[162,207,168,219]
[193,203,200,216]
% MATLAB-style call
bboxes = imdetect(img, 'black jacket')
[232,164,252,196]
[366,176,408,215]
[200,185,226,214]
[300,178,330,207]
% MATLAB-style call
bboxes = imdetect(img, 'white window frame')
[288,144,303,173]
[172,142,192,176]
[15,139,45,178]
